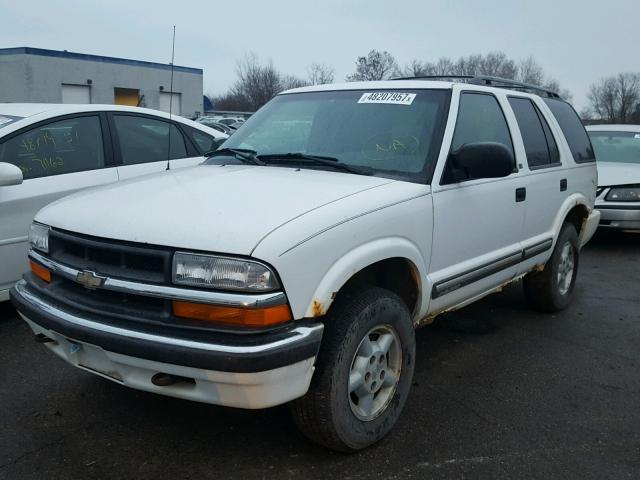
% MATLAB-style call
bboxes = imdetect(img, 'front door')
[429,91,525,312]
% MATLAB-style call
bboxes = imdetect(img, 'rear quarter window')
[543,98,595,163]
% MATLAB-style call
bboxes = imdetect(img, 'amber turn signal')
[30,260,51,283]
[172,301,292,327]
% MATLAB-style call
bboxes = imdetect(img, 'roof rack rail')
[391,74,561,99]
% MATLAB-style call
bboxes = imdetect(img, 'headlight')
[172,253,280,291]
[605,185,640,202]
[29,223,50,253]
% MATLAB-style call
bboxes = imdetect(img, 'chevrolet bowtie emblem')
[76,270,107,290]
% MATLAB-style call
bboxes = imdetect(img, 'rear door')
[506,96,566,273]
[109,113,203,180]
[429,90,526,311]
[0,113,117,295]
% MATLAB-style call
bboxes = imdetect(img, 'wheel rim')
[348,325,402,421]
[557,241,575,296]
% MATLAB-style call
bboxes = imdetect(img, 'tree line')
[207,50,640,124]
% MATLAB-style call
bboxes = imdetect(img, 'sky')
[2,0,638,111]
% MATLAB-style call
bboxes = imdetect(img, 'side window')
[0,116,104,180]
[543,98,595,163]
[508,97,560,168]
[445,93,514,183]
[185,126,220,154]
[113,115,187,165]
[537,106,560,164]
[451,93,514,155]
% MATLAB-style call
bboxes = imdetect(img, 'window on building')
[113,115,187,165]
[0,116,104,180]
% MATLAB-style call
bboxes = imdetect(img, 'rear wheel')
[523,223,579,312]
[290,286,415,452]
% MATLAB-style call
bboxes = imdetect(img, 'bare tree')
[307,63,335,85]
[231,53,283,111]
[518,56,545,85]
[346,50,399,81]
[281,75,309,90]
[587,73,640,123]
[401,52,570,100]
[209,92,253,112]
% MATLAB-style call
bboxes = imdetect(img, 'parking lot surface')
[1,231,639,479]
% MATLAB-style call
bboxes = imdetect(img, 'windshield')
[589,130,640,164]
[0,115,24,129]
[210,89,451,182]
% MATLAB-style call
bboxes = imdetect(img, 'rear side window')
[185,126,219,154]
[451,93,514,156]
[543,98,595,163]
[508,97,560,168]
[0,115,104,180]
[113,115,187,165]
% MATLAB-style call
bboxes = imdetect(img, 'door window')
[113,115,187,165]
[0,116,104,180]
[451,93,514,153]
[444,93,514,183]
[508,97,560,168]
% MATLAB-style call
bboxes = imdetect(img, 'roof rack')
[391,74,560,99]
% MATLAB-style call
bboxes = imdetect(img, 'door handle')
[515,187,526,202]
[560,179,567,191]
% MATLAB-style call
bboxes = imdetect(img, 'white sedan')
[0,103,227,301]
[587,125,640,230]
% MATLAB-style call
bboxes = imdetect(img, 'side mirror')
[448,142,514,182]
[0,162,23,186]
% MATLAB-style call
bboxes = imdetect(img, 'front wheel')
[523,223,579,312]
[290,286,415,452]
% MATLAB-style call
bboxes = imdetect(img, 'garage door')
[159,92,181,115]
[61,84,91,104]
[114,88,140,106]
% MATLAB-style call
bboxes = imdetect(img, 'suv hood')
[36,164,394,255]
[597,162,640,187]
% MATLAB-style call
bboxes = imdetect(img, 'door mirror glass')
[448,142,514,181]
[0,162,24,186]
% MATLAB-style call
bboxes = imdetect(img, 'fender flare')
[551,193,592,245]
[302,237,428,318]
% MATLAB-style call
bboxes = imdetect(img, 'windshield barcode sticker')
[0,117,12,126]
[358,92,416,105]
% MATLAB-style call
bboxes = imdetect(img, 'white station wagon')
[0,104,226,301]
[11,78,599,451]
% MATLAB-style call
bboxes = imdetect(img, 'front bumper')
[11,280,323,409]
[596,204,640,230]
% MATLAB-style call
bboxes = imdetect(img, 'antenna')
[166,25,176,171]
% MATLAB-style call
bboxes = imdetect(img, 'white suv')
[11,78,600,451]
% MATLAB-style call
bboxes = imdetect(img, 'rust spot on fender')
[312,300,325,317]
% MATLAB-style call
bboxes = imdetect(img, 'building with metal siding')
[0,47,203,118]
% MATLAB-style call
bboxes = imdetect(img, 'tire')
[290,286,415,452]
[523,223,580,312]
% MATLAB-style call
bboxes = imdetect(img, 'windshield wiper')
[205,148,266,166]
[258,153,371,175]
